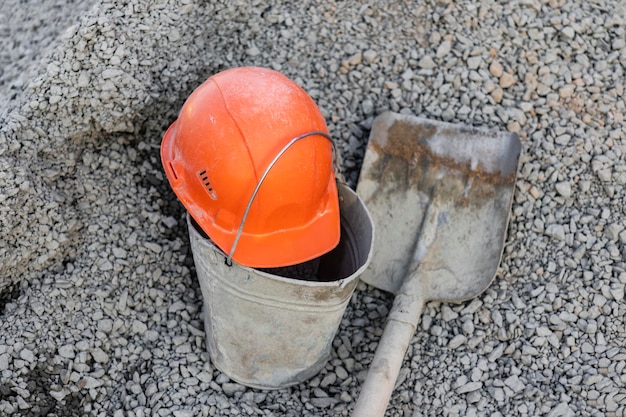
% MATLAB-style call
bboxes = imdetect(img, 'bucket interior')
[261,221,358,282]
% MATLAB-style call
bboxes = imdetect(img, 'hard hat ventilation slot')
[199,170,217,200]
[168,162,179,180]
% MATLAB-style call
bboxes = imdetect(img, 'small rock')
[77,72,90,87]
[489,60,503,77]
[20,349,35,363]
[144,242,162,253]
[98,319,113,333]
[610,284,624,302]
[222,382,246,397]
[597,168,612,182]
[162,216,178,228]
[246,45,261,56]
[320,373,337,387]
[436,40,452,58]
[348,53,362,66]
[310,397,339,408]
[91,347,109,364]
[418,55,436,69]
[499,72,516,88]
[457,381,482,394]
[572,245,586,260]
[58,345,75,359]
[545,224,565,241]
[80,376,103,389]
[584,374,603,385]
[504,375,525,393]
[335,366,348,380]
[169,300,186,313]
[559,84,575,98]
[488,344,505,362]
[363,50,377,63]
[547,402,575,417]
[0,354,9,370]
[101,68,123,79]
[362,99,374,115]
[491,88,503,103]
[604,224,623,241]
[555,182,572,197]
[467,56,482,69]
[50,388,68,401]
[132,320,148,335]
[99,260,113,271]
[30,301,45,316]
[448,334,467,349]
[337,344,350,360]
[561,26,576,39]
[441,305,458,321]
[462,320,475,335]
[197,371,212,384]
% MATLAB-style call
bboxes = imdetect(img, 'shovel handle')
[352,291,425,417]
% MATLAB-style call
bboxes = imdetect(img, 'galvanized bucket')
[187,183,374,389]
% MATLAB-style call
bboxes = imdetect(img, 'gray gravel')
[1,1,626,416]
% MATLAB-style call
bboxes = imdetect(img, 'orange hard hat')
[161,67,340,268]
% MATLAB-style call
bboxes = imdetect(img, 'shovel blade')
[356,112,521,301]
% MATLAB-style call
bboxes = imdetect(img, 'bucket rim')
[186,183,374,289]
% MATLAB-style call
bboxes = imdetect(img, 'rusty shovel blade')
[352,112,521,417]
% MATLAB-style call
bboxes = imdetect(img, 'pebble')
[436,40,452,58]
[363,50,377,64]
[489,61,503,77]
[467,56,482,70]
[98,318,113,333]
[311,398,339,408]
[555,182,572,198]
[561,26,576,39]
[448,334,467,349]
[499,72,516,88]
[132,320,148,335]
[441,305,459,321]
[320,373,337,387]
[504,375,525,394]
[222,383,245,397]
[547,402,575,417]
[418,55,436,69]
[245,46,260,57]
[0,354,9,371]
[58,345,75,359]
[545,224,566,241]
[457,381,483,394]
[19,349,35,363]
[91,347,109,363]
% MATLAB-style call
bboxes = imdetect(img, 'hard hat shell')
[161,67,340,268]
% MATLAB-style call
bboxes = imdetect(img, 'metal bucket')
[187,183,374,389]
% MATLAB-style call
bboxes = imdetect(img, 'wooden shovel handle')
[352,290,425,417]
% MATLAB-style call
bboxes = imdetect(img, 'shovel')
[352,112,521,417]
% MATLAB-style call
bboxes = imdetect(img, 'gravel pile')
[1,1,625,416]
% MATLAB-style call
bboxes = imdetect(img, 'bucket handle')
[227,131,336,266]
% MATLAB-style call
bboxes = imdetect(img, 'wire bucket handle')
[226,131,336,266]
